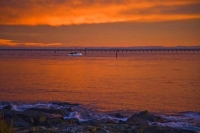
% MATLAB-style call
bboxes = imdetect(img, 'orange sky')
[0,0,200,47]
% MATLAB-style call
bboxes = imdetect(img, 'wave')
[0,102,199,132]
[150,112,200,132]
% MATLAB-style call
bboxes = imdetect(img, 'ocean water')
[0,51,200,131]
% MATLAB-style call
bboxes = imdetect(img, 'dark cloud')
[0,0,127,8]
[0,0,199,25]
[121,3,200,15]
[0,19,200,47]
[161,3,200,15]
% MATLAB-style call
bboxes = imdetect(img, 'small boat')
[68,51,82,56]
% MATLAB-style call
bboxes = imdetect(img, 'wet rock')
[48,113,63,119]
[94,130,108,133]
[98,123,135,132]
[100,119,116,124]
[28,126,57,133]
[144,126,174,133]
[139,110,149,115]
[27,108,69,116]
[115,113,124,118]
[127,115,149,125]
[1,107,198,133]
[67,107,75,112]
[52,102,80,106]
[15,110,45,125]
[138,110,163,122]
[118,120,126,124]
[48,117,65,125]
[131,125,148,133]
[2,105,12,110]
[13,109,65,126]
[127,110,164,125]
[84,125,99,132]
[67,118,80,125]
[37,115,48,125]
[65,125,83,133]
[1,109,14,120]
[80,120,100,126]
[173,129,198,133]
[12,116,32,127]
[144,126,199,133]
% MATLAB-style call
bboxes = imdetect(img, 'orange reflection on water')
[0,52,199,113]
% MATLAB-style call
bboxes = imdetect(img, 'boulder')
[84,125,99,132]
[1,109,14,120]
[52,102,79,106]
[27,108,69,116]
[100,119,116,124]
[144,126,198,133]
[118,120,126,124]
[2,105,12,110]
[115,113,124,118]
[80,120,100,126]
[127,110,164,125]
[144,126,174,133]
[66,118,80,125]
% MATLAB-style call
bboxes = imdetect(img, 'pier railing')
[1,48,199,58]
[0,48,200,52]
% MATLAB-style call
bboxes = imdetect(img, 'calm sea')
[0,51,199,114]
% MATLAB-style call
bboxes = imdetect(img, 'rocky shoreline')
[0,102,198,133]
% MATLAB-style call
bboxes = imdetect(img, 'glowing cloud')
[0,39,18,46]
[0,39,63,47]
[0,0,200,25]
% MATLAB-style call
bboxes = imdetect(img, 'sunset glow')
[0,1,200,132]
[0,0,199,47]
[0,0,200,25]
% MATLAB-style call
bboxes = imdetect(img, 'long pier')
[0,48,200,52]
[0,48,199,58]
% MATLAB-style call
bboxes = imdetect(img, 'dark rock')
[173,129,198,133]
[13,120,32,127]
[118,120,126,124]
[80,120,101,126]
[84,125,99,132]
[94,130,108,133]
[127,110,164,125]
[2,108,198,133]
[67,107,74,112]
[67,118,80,125]
[52,102,79,106]
[132,125,148,133]
[99,119,116,124]
[144,126,198,133]
[37,115,48,125]
[144,126,175,133]
[139,110,149,116]
[1,109,14,119]
[1,109,33,127]
[2,105,12,110]
[105,120,116,124]
[115,113,124,118]
[65,125,83,132]
[27,108,69,116]
[98,123,136,132]
[14,109,65,126]
[127,115,149,125]
[48,117,66,125]
[2,107,70,127]
[27,126,57,133]
[16,110,45,125]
